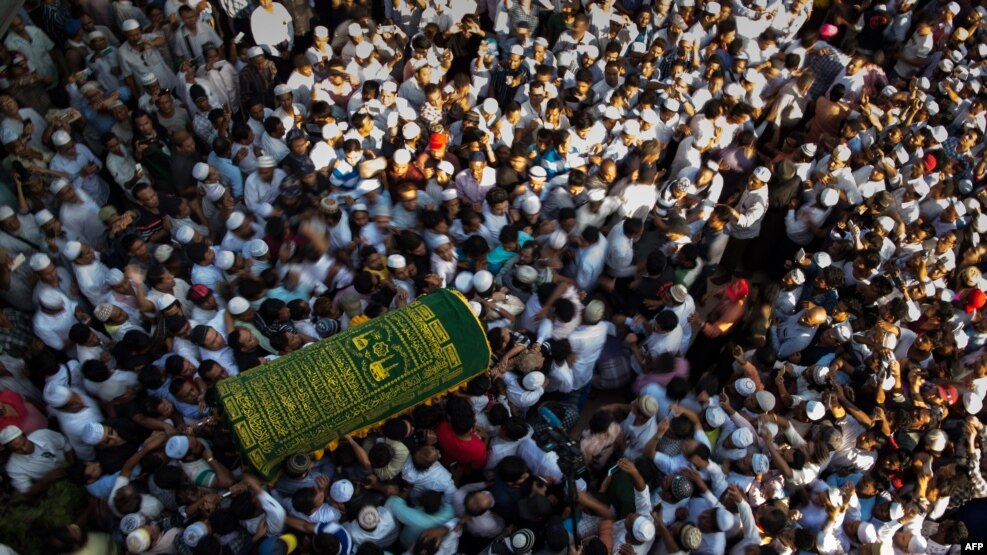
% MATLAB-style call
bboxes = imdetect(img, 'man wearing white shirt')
[402,445,456,502]
[567,300,615,408]
[251,0,293,56]
[0,426,72,495]
[244,156,286,213]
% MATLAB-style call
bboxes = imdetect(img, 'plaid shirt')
[805,48,851,99]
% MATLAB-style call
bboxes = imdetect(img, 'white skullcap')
[183,522,208,548]
[154,244,174,263]
[735,377,756,395]
[215,250,235,270]
[706,1,721,13]
[604,106,621,120]
[246,46,264,58]
[440,188,458,201]
[381,81,398,93]
[724,83,745,98]
[752,166,772,182]
[641,108,659,124]
[731,427,754,448]
[52,130,72,146]
[755,390,776,412]
[705,406,726,428]
[356,179,380,194]
[473,270,494,292]
[39,290,66,313]
[274,83,292,97]
[155,293,177,311]
[437,161,455,175]
[393,149,412,164]
[80,422,105,445]
[469,301,482,316]
[228,296,250,315]
[139,72,157,85]
[752,453,770,474]
[121,19,141,31]
[522,371,546,390]
[225,211,246,230]
[330,479,354,502]
[834,144,852,162]
[204,185,230,210]
[120,513,146,534]
[548,230,567,250]
[925,429,947,451]
[742,68,759,83]
[63,241,83,262]
[174,225,196,244]
[30,252,52,271]
[355,42,373,59]
[387,254,406,269]
[521,196,542,215]
[402,122,421,139]
[819,187,840,207]
[588,189,606,202]
[314,26,328,38]
[190,161,211,180]
[454,271,474,293]
[348,22,362,36]
[623,120,641,136]
[516,265,538,285]
[529,166,547,179]
[931,126,949,143]
[663,98,681,112]
[812,252,832,268]
[165,435,190,459]
[256,155,277,168]
[50,178,70,195]
[631,517,656,542]
[106,268,125,285]
[248,238,269,258]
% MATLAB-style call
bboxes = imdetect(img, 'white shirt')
[569,321,615,390]
[605,221,637,277]
[402,459,456,501]
[250,4,294,54]
[244,168,286,212]
[5,429,70,493]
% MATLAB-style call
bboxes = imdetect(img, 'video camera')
[533,406,588,479]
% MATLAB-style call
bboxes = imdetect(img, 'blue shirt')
[208,151,245,199]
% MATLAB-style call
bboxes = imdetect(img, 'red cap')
[188,284,211,302]
[724,279,750,301]
[429,133,448,151]
[820,24,839,38]
[924,153,937,173]
[937,385,959,405]
[967,289,986,313]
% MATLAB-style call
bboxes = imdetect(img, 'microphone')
[539,406,563,428]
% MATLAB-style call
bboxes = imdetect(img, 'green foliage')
[0,480,87,553]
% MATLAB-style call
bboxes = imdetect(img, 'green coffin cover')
[216,288,491,480]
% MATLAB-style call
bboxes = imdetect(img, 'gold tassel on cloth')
[217,289,492,481]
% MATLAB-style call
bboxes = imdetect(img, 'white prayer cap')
[34,208,55,226]
[402,122,421,139]
[805,400,825,420]
[121,19,141,32]
[228,296,251,315]
[50,178,70,194]
[834,144,851,161]
[440,188,458,201]
[931,125,949,143]
[52,130,72,146]
[314,26,329,38]
[274,83,292,97]
[225,211,246,230]
[322,123,340,139]
[355,42,373,59]
[964,392,983,414]
[742,68,759,82]
[247,46,264,58]
[248,238,269,258]
[521,196,541,215]
[752,166,772,182]
[705,406,726,428]
[510,45,525,57]
[529,166,547,179]
[155,293,178,311]
[731,427,754,448]
[382,81,398,93]
[30,253,52,271]
[588,189,606,202]
[215,250,236,270]
[387,254,407,269]
[437,161,455,175]
[603,106,622,120]
[522,371,545,390]
[455,271,474,293]
[348,23,363,37]
[165,435,190,459]
[393,149,412,164]
[819,187,839,207]
[622,120,640,136]
[140,72,158,85]
[640,108,659,124]
[192,162,210,181]
[63,241,82,261]
[256,155,277,168]
[473,270,494,292]
[80,422,105,445]
[705,1,721,13]
[734,377,756,395]
[715,508,735,532]
[631,517,655,542]
[0,206,14,221]
[205,183,226,202]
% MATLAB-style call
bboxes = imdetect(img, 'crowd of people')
[0,0,986,552]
